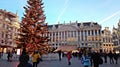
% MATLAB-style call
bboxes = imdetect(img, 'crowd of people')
[57,49,120,67]
[0,48,120,67]
[17,48,42,67]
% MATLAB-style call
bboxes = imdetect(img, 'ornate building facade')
[101,27,113,52]
[112,20,120,51]
[0,9,20,53]
[48,21,102,51]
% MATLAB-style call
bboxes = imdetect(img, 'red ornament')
[27,43,31,47]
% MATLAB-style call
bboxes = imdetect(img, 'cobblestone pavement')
[0,57,120,67]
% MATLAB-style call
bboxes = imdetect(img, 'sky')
[0,0,120,30]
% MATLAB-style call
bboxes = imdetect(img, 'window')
[95,30,97,35]
[88,30,90,35]
[91,30,94,35]
[99,30,101,35]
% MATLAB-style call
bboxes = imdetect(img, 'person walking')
[81,51,91,67]
[92,51,102,67]
[58,50,62,61]
[113,52,119,64]
[17,48,32,67]
[67,51,72,65]
[7,50,12,62]
[108,51,114,64]
[103,52,107,63]
[32,50,40,67]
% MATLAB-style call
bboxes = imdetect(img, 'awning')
[54,45,77,52]
[0,45,13,48]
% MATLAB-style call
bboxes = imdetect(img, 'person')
[92,51,102,67]
[108,51,114,64]
[103,52,107,63]
[0,52,1,58]
[78,51,82,60]
[32,50,40,67]
[67,51,72,65]
[7,50,12,62]
[17,48,32,67]
[58,50,62,61]
[113,52,119,64]
[81,51,91,67]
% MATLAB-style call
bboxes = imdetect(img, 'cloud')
[55,0,70,24]
[19,0,26,10]
[99,10,120,24]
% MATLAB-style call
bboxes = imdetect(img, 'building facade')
[48,21,102,51]
[101,27,113,53]
[112,20,120,52]
[0,9,20,53]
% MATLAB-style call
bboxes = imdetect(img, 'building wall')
[0,9,20,52]
[101,27,113,53]
[112,20,120,52]
[48,22,102,51]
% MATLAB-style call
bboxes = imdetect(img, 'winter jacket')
[82,55,91,66]
[32,53,40,62]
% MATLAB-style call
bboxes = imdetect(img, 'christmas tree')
[16,0,49,53]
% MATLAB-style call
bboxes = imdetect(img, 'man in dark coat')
[58,50,62,61]
[17,48,32,67]
[108,51,114,64]
[113,52,119,64]
[92,52,101,67]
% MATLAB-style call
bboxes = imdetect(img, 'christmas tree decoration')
[15,0,49,54]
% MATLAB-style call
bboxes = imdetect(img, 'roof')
[0,45,13,48]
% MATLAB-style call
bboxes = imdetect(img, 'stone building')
[112,20,120,52]
[48,21,102,51]
[0,9,20,53]
[101,27,113,53]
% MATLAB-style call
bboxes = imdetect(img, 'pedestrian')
[58,50,62,61]
[7,50,12,62]
[78,51,82,60]
[113,52,119,64]
[9,51,13,62]
[17,48,32,67]
[108,51,114,64]
[92,51,102,67]
[81,51,91,67]
[88,51,93,67]
[32,50,40,67]
[103,52,107,63]
[67,51,72,65]
[0,52,2,59]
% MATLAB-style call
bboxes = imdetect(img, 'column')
[79,31,81,42]
[57,32,59,46]
[94,30,95,36]
[55,32,56,42]
[97,30,99,36]
[86,30,88,41]
[64,31,65,45]
[90,30,92,36]
[58,31,59,42]
[51,32,53,42]
[83,31,85,41]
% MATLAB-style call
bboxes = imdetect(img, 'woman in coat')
[67,51,72,65]
[32,50,40,67]
[18,48,32,67]
[81,51,91,67]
